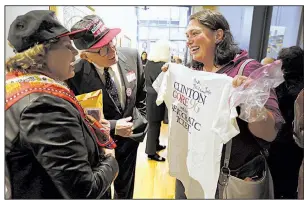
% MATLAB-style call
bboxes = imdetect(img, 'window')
[170,27,186,40]
[266,6,302,58]
[218,6,254,51]
[137,6,190,57]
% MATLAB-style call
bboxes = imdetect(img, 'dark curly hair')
[189,9,240,66]
[277,46,304,96]
[274,46,304,140]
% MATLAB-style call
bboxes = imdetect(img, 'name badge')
[126,71,136,82]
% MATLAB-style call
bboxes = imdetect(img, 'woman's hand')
[103,148,115,158]
[232,75,248,88]
[161,63,169,72]
[246,106,269,123]
[232,75,277,141]
[99,118,110,129]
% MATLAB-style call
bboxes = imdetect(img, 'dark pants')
[163,107,169,124]
[145,120,162,155]
[113,136,139,199]
[268,140,303,199]
[175,179,187,199]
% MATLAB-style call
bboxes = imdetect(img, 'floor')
[133,123,176,199]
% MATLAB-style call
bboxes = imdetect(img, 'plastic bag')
[229,60,285,123]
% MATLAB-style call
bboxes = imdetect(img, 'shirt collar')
[93,63,105,75]
[93,63,118,75]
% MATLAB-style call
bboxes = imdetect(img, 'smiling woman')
[163,9,283,199]
[5,10,119,199]
[6,37,78,81]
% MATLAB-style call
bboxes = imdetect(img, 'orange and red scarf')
[6,71,116,149]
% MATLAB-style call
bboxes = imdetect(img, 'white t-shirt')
[153,64,240,198]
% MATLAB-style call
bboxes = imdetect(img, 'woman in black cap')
[5,10,119,199]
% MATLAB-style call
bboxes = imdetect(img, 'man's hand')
[115,117,133,137]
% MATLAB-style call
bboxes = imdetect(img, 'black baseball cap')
[71,15,121,50]
[8,10,87,53]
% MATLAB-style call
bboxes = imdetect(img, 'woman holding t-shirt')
[162,9,282,199]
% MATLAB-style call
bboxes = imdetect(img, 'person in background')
[162,9,282,199]
[293,89,304,199]
[171,55,175,63]
[163,105,169,124]
[145,40,170,161]
[5,10,118,199]
[141,51,148,67]
[176,58,183,64]
[67,15,148,199]
[173,55,179,63]
[268,46,304,199]
[261,57,275,65]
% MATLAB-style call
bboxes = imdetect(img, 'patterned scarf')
[6,71,116,149]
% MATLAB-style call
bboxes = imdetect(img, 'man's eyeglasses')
[88,37,117,57]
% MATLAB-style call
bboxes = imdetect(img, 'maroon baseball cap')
[70,15,121,50]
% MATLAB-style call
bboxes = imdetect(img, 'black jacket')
[144,60,166,121]
[67,47,148,142]
[5,93,119,199]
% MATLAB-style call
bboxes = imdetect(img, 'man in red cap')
[67,15,148,199]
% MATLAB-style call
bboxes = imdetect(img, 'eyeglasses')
[88,37,117,57]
